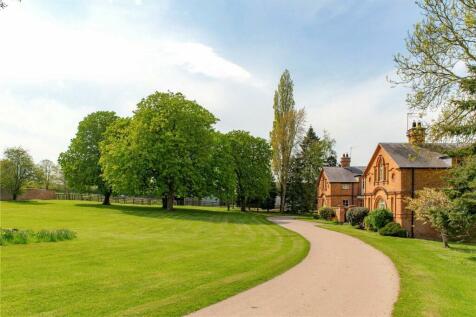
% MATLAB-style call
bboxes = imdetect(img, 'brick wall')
[0,188,56,201]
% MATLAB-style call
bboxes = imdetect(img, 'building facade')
[362,123,453,238]
[317,154,365,221]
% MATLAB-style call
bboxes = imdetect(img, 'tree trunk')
[12,193,17,201]
[279,182,286,212]
[240,196,246,211]
[166,190,174,211]
[441,229,449,248]
[227,202,230,211]
[102,190,111,205]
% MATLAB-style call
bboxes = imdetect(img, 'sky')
[0,0,423,166]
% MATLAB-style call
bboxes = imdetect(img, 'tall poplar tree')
[270,70,305,212]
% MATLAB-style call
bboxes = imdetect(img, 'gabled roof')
[322,166,364,183]
[379,143,453,169]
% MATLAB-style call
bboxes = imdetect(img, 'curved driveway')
[189,217,399,317]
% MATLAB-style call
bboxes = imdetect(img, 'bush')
[1,228,76,246]
[346,207,369,227]
[379,222,407,237]
[36,229,76,242]
[318,207,336,220]
[364,209,393,231]
[312,213,320,219]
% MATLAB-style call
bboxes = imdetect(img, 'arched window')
[377,199,386,209]
[377,157,386,182]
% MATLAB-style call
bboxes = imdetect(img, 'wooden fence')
[55,193,161,205]
[55,193,224,207]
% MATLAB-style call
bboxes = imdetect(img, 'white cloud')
[0,1,260,162]
[0,3,251,84]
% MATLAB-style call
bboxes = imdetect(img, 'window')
[343,199,349,207]
[377,199,386,209]
[342,184,350,190]
[377,156,387,182]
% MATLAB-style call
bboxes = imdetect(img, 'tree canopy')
[0,147,36,200]
[100,92,217,210]
[286,127,336,212]
[207,132,237,209]
[227,130,272,211]
[58,111,119,205]
[394,0,476,152]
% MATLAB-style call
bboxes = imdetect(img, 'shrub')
[364,209,393,231]
[379,222,407,237]
[346,207,369,227]
[1,228,76,246]
[318,207,336,220]
[0,229,34,245]
[36,229,77,242]
[312,213,320,219]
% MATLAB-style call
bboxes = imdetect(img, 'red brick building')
[317,154,365,221]
[363,123,454,238]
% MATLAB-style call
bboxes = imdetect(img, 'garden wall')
[0,188,56,201]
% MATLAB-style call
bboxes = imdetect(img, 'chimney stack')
[340,153,351,168]
[407,121,426,145]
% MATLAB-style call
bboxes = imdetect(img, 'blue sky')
[0,0,422,165]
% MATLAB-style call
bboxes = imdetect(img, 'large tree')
[0,147,36,200]
[208,132,237,210]
[59,111,118,205]
[286,127,336,212]
[100,92,217,210]
[270,69,305,212]
[228,130,272,211]
[394,0,476,153]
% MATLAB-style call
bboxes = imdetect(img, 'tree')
[270,69,306,212]
[59,111,118,205]
[393,0,476,153]
[446,155,476,237]
[228,130,272,211]
[286,127,336,212]
[260,178,278,211]
[433,65,476,155]
[208,132,237,210]
[100,92,217,210]
[0,147,36,200]
[407,188,457,247]
[38,159,57,190]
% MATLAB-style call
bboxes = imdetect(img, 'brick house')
[317,154,365,221]
[362,122,455,238]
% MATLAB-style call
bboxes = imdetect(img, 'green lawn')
[314,221,476,317]
[0,200,309,316]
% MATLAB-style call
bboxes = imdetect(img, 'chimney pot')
[340,153,351,168]
[407,121,426,145]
